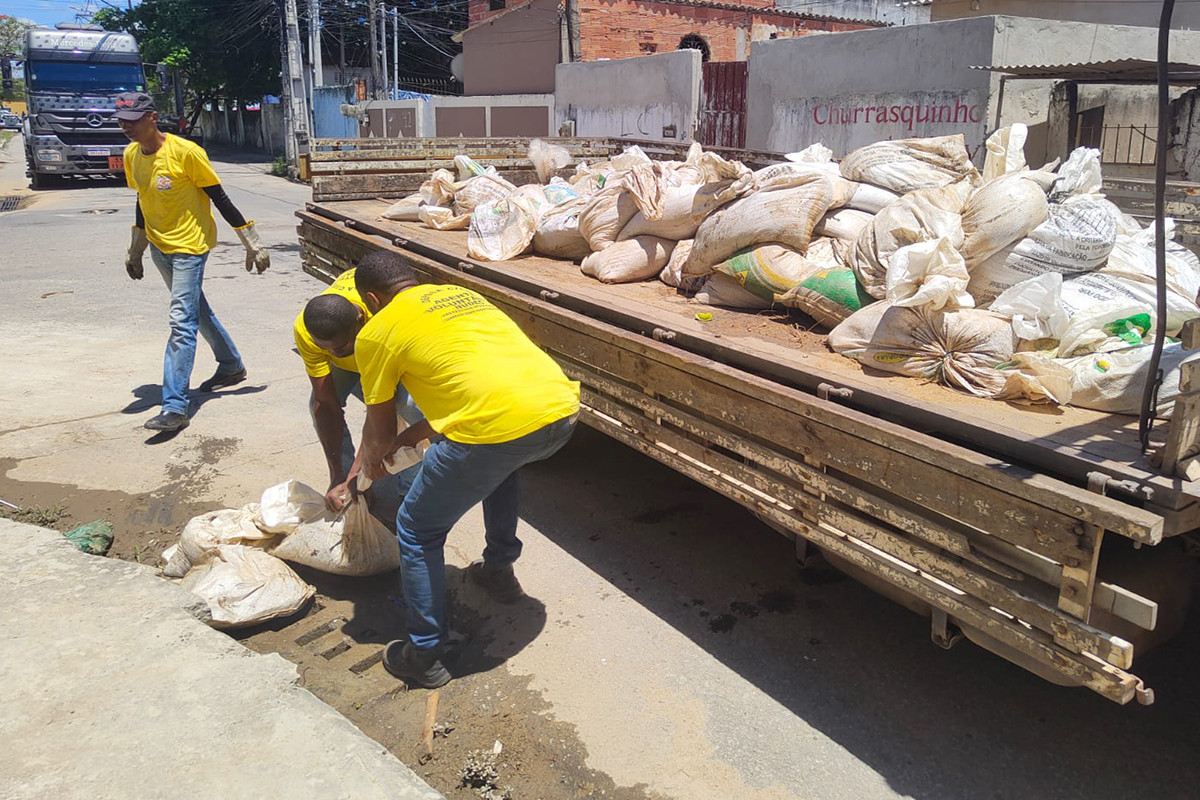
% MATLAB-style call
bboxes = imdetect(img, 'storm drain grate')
[0,196,21,212]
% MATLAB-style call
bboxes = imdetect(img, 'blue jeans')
[397,413,577,651]
[311,365,425,495]
[151,246,243,415]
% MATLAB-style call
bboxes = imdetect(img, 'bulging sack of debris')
[696,272,773,310]
[829,302,1016,396]
[988,272,1070,341]
[885,237,973,310]
[529,138,573,183]
[271,498,400,577]
[468,195,539,261]
[992,352,1075,406]
[622,162,666,222]
[1057,270,1200,356]
[380,192,426,222]
[1058,343,1200,415]
[683,177,842,277]
[713,244,823,301]
[543,179,578,205]
[578,181,640,251]
[840,135,978,195]
[454,154,491,180]
[618,179,748,241]
[454,174,516,216]
[813,208,874,243]
[660,238,694,289]
[1103,217,1200,302]
[982,123,1029,183]
[1052,147,1103,199]
[180,544,314,629]
[785,143,834,164]
[257,480,326,534]
[419,204,470,231]
[581,236,675,283]
[420,169,458,207]
[753,161,841,193]
[778,267,875,329]
[847,182,899,214]
[959,170,1053,269]
[611,144,653,171]
[848,176,973,300]
[967,193,1121,304]
[534,198,592,261]
[162,504,277,579]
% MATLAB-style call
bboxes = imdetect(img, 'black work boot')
[144,411,190,432]
[198,368,247,392]
[383,640,450,689]
[466,559,526,604]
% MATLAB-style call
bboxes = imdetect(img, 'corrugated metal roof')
[972,59,1200,85]
[452,0,539,43]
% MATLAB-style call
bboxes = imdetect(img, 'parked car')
[0,113,21,130]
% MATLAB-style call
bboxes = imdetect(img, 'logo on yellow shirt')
[156,175,172,191]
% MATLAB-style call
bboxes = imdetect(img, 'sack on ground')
[848,176,973,299]
[683,177,842,277]
[180,544,314,629]
[885,237,973,310]
[257,480,326,533]
[581,236,675,283]
[1059,343,1200,415]
[959,171,1052,269]
[829,302,1016,396]
[840,135,978,195]
[778,267,875,329]
[163,504,277,579]
[713,244,823,301]
[534,198,592,261]
[380,193,426,222]
[982,123,1029,182]
[468,195,539,261]
[696,273,773,309]
[578,181,640,251]
[619,179,748,241]
[271,497,400,577]
[967,194,1120,304]
[529,138,573,183]
[813,208,874,243]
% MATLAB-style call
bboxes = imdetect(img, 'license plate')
[108,156,124,170]
[87,148,109,156]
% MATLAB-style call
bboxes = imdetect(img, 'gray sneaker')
[382,640,450,689]
[466,559,526,604]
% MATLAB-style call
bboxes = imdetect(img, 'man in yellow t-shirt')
[351,251,579,689]
[294,267,424,511]
[116,91,270,433]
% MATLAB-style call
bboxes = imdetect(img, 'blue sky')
[5,0,130,30]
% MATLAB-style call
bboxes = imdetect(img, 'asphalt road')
[2,133,1199,800]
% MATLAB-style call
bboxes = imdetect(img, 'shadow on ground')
[514,425,1200,800]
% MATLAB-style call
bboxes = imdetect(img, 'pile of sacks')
[381,130,1200,416]
[162,479,400,628]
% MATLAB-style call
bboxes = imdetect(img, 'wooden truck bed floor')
[309,199,1200,523]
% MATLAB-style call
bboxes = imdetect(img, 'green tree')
[0,14,35,57]
[1,78,25,103]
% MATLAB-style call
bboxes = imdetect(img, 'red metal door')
[697,61,748,149]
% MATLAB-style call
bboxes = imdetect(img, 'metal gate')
[696,61,747,149]
[312,85,359,139]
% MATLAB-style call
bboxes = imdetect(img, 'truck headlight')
[36,150,63,162]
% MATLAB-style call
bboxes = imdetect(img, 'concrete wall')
[778,0,930,26]
[357,94,554,138]
[461,0,561,96]
[555,49,701,141]
[195,100,285,154]
[928,0,1200,30]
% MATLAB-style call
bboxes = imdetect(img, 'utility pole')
[566,0,581,62]
[379,3,389,100]
[392,7,399,98]
[368,0,381,97]
[276,0,296,165]
[283,0,309,166]
[309,0,323,90]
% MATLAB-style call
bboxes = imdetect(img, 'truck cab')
[23,24,146,188]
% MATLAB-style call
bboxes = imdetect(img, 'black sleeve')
[135,199,144,229]
[202,183,248,229]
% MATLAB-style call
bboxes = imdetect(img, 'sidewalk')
[0,519,444,800]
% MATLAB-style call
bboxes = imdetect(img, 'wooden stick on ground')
[419,690,440,764]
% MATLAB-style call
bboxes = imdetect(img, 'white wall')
[554,50,702,141]
[928,0,1200,30]
[777,0,930,26]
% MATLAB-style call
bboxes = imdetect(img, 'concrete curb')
[0,519,444,800]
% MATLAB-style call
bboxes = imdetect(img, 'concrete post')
[1047,80,1079,163]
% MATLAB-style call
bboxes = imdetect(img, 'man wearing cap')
[116,91,271,432]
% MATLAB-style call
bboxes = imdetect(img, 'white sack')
[785,143,834,164]
[1052,147,1103,199]
[753,161,841,192]
[528,138,573,183]
[611,145,652,171]
[420,169,458,207]
[180,545,314,629]
[618,179,748,241]
[683,177,842,277]
[660,239,693,288]
[578,181,640,251]
[847,182,899,214]
[380,193,425,222]
[1104,218,1200,302]
[257,480,326,534]
[696,272,774,310]
[468,195,539,262]
[992,352,1075,405]
[982,123,1029,183]
[1059,343,1200,415]
[840,135,978,195]
[454,173,516,215]
[813,208,874,243]
[272,499,400,577]
[419,204,470,231]
[885,237,974,310]
[959,171,1051,269]
[829,302,1016,396]
[988,272,1070,341]
[453,154,490,179]
[163,504,276,579]
[534,198,592,261]
[1057,271,1200,356]
[543,180,578,205]
[968,194,1121,304]
[581,236,675,284]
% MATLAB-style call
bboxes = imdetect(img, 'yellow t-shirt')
[356,284,580,444]
[293,268,372,378]
[125,133,220,255]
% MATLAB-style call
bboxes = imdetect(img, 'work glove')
[234,220,271,274]
[125,226,148,280]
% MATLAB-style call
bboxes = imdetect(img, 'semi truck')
[295,135,1200,706]
[22,24,145,188]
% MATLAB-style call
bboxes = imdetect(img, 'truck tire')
[31,171,58,189]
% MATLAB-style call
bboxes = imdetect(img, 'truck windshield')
[27,61,145,94]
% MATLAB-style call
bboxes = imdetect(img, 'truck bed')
[310,198,1200,529]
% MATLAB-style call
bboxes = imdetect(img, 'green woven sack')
[779,268,875,328]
